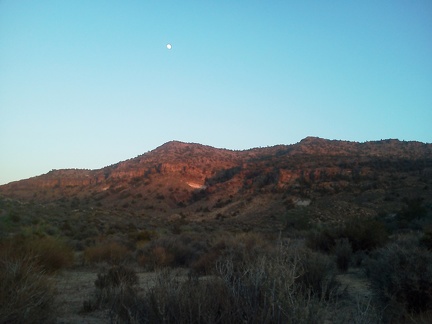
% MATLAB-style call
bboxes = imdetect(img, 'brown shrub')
[27,236,74,272]
[137,232,210,270]
[0,235,74,273]
[150,246,174,268]
[83,242,130,265]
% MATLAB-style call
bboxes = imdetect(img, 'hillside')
[1,137,431,229]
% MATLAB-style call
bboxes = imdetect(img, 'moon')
[166,43,172,50]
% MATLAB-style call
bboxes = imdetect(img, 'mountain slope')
[1,137,431,226]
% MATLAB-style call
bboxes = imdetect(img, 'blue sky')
[1,0,431,185]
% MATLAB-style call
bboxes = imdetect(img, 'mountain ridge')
[1,136,431,226]
[2,136,431,188]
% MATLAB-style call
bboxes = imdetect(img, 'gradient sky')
[1,1,431,185]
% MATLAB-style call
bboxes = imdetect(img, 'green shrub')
[365,234,432,321]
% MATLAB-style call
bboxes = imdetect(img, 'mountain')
[1,137,432,228]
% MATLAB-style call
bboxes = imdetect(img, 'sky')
[1,0,431,185]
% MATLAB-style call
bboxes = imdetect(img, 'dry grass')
[0,255,56,323]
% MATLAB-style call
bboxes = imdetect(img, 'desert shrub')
[333,238,352,272]
[95,264,139,288]
[90,243,340,323]
[83,265,140,322]
[0,235,74,273]
[0,255,56,323]
[138,269,235,323]
[192,232,273,275]
[128,229,157,243]
[148,246,175,268]
[295,249,340,299]
[306,227,336,252]
[137,232,210,270]
[365,234,432,321]
[71,224,99,241]
[342,218,388,252]
[307,218,388,254]
[83,241,131,265]
[135,247,335,323]
[398,197,427,223]
[26,236,74,272]
[282,208,314,231]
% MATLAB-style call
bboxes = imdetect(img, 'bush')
[27,236,74,272]
[83,265,140,322]
[295,249,340,299]
[333,238,352,272]
[137,232,210,270]
[282,208,314,231]
[83,241,130,265]
[88,244,340,323]
[139,269,234,323]
[0,235,74,273]
[343,218,388,252]
[0,255,56,323]
[365,234,432,321]
[95,264,139,289]
[306,227,335,253]
[192,232,272,275]
[307,217,388,254]
[137,247,335,323]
